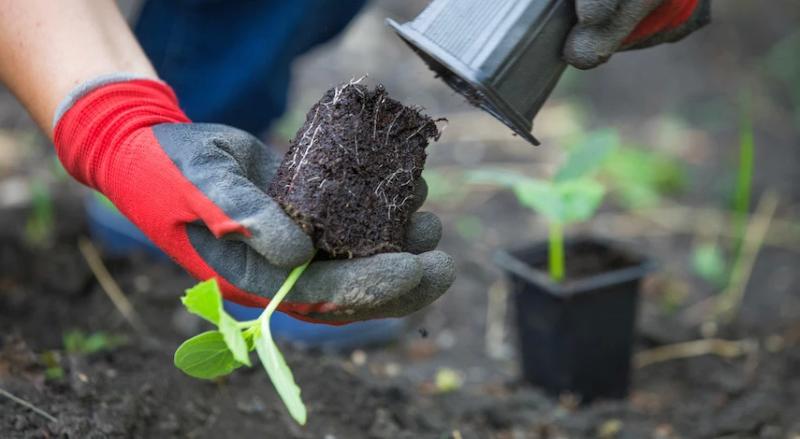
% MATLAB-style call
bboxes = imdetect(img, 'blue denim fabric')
[134,0,367,135]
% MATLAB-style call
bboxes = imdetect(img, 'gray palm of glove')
[155,123,454,323]
[563,0,711,69]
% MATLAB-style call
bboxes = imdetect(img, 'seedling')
[174,258,313,425]
[690,97,755,290]
[471,130,617,281]
[63,330,127,355]
[24,180,54,248]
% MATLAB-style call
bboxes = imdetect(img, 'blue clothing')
[135,0,367,136]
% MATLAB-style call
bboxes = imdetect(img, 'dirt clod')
[268,81,440,258]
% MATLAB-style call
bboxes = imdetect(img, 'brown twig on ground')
[713,190,779,323]
[0,386,57,423]
[634,338,756,369]
[485,280,511,360]
[78,236,148,335]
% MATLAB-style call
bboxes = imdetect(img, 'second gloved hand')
[564,0,711,69]
[54,76,454,323]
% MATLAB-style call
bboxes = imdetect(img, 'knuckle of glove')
[564,25,619,69]
[576,0,621,25]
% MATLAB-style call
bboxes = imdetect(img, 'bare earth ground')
[1,1,799,438]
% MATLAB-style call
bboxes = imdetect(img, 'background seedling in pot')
[471,130,618,281]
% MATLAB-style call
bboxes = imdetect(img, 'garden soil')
[1,187,799,438]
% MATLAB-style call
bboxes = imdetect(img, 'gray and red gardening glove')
[564,0,711,69]
[53,76,455,324]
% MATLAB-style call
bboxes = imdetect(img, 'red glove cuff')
[53,79,190,192]
[623,0,699,46]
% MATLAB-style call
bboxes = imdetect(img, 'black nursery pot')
[495,238,654,402]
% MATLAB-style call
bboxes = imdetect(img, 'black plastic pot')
[495,237,654,402]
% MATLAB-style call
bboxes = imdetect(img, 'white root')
[385,108,406,150]
[372,96,385,140]
[288,125,322,188]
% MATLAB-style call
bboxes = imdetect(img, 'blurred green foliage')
[24,181,54,248]
[39,351,64,381]
[601,147,686,209]
[63,330,127,355]
[691,243,728,288]
[732,94,754,259]
[454,215,483,240]
[763,30,800,126]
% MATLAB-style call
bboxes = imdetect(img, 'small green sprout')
[691,242,727,288]
[471,130,616,281]
[39,351,64,380]
[24,181,54,248]
[732,94,754,262]
[63,330,127,355]
[174,257,313,425]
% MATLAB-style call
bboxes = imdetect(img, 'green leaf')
[691,243,728,287]
[511,178,604,224]
[219,314,251,366]
[557,179,606,224]
[174,331,240,380]
[555,129,619,182]
[255,319,307,425]
[181,279,251,366]
[511,180,561,221]
[181,279,223,325]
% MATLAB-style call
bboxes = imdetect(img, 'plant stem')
[236,319,258,329]
[255,252,317,334]
[549,222,565,282]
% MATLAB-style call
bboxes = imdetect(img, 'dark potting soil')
[268,82,440,258]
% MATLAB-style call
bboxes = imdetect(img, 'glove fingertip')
[563,26,616,70]
[418,250,456,292]
[405,211,442,254]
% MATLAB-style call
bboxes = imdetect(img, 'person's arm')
[0,0,155,137]
[0,0,455,323]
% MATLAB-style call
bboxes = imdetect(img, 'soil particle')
[268,80,440,258]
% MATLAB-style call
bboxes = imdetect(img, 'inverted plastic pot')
[387,0,575,145]
[495,237,654,401]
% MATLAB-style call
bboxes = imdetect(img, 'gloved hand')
[54,76,455,323]
[564,0,711,69]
